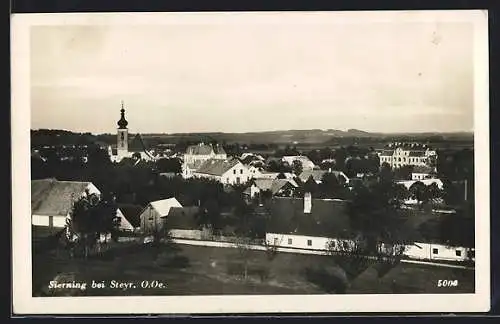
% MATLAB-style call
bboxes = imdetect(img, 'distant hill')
[31,128,474,148]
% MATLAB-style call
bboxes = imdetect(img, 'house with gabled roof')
[31,178,101,229]
[192,158,252,185]
[245,178,299,199]
[182,142,227,179]
[116,203,143,232]
[298,169,349,185]
[164,206,203,239]
[139,197,183,234]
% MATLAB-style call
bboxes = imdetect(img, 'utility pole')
[464,179,468,201]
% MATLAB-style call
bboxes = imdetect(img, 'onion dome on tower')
[117,101,128,129]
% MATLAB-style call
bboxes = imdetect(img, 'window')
[432,248,438,255]
[233,170,236,174]
[456,250,462,257]
[288,238,293,245]
[240,169,243,174]
[403,158,406,162]
[307,239,312,246]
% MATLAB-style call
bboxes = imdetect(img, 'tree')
[409,181,428,203]
[156,158,182,174]
[393,165,414,181]
[65,191,119,258]
[319,173,348,199]
[329,177,408,281]
[333,147,348,172]
[196,198,223,235]
[393,183,410,202]
[233,236,254,280]
[379,162,393,183]
[292,160,303,176]
[426,182,443,201]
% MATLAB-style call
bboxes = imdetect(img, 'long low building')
[31,178,102,229]
[264,195,474,263]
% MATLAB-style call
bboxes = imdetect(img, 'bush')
[304,266,349,294]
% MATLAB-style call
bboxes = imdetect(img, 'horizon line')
[30,127,475,136]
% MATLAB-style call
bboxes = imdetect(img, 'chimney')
[304,192,312,214]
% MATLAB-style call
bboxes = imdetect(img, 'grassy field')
[33,242,475,296]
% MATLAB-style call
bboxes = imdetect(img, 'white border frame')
[11,10,490,314]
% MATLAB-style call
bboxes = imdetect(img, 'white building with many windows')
[378,146,436,169]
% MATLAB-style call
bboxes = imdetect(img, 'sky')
[30,13,476,134]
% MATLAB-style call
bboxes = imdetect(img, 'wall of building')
[116,209,135,231]
[139,207,164,234]
[221,164,252,185]
[265,233,474,262]
[32,214,68,228]
[184,153,213,164]
[405,242,474,262]
[266,233,331,251]
[412,173,431,181]
[170,229,203,240]
[193,173,222,182]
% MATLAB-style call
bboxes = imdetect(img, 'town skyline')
[31,13,475,134]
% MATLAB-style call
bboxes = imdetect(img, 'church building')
[108,102,156,163]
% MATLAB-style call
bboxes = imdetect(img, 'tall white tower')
[116,101,129,160]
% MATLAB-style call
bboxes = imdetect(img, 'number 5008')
[437,280,458,287]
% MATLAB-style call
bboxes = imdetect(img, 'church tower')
[117,101,129,160]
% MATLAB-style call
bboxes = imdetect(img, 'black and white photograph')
[11,10,490,314]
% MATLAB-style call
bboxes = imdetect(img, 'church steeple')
[117,101,128,129]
